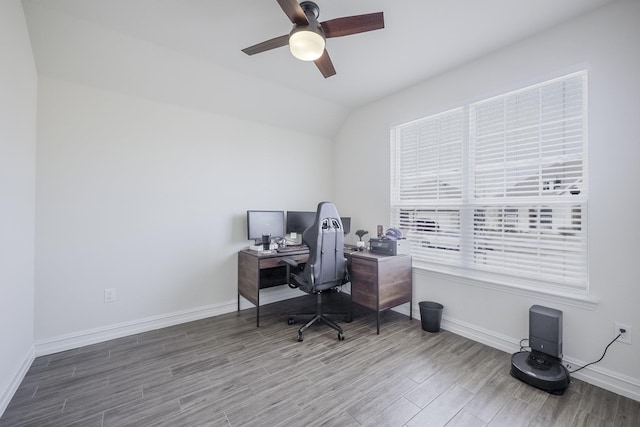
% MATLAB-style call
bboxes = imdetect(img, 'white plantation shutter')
[391,109,464,266]
[469,72,587,289]
[391,71,588,293]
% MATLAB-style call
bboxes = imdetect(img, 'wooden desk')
[237,247,412,332]
[349,251,413,334]
[237,248,308,326]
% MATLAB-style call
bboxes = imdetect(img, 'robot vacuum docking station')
[510,305,570,395]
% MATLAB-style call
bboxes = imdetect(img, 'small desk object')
[349,251,413,334]
[237,247,308,326]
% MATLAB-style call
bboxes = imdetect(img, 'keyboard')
[276,245,308,253]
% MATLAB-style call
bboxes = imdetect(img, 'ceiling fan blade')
[321,12,384,38]
[277,0,309,26]
[314,49,336,78]
[242,34,289,55]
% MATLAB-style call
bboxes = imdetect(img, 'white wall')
[34,77,334,344]
[334,0,640,399]
[0,0,37,414]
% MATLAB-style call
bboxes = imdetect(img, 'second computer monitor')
[286,211,316,235]
[341,217,351,236]
[286,211,351,236]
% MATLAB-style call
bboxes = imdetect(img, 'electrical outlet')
[104,288,116,303]
[614,322,631,344]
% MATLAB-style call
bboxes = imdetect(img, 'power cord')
[569,333,622,374]
[516,332,623,374]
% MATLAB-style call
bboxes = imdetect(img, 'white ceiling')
[22,0,615,137]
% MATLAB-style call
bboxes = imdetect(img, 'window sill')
[413,261,599,310]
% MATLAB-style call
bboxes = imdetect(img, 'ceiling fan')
[241,0,384,78]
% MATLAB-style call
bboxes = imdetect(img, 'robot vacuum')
[510,305,570,395]
[511,350,570,395]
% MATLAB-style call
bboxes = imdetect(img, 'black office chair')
[282,202,349,342]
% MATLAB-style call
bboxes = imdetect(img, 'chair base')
[288,291,349,342]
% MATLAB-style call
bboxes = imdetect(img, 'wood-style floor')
[1,292,638,426]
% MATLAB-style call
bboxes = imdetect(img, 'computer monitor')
[246,210,285,244]
[341,217,351,236]
[286,211,316,235]
[287,211,351,236]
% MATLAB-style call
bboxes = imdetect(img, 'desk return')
[350,251,412,334]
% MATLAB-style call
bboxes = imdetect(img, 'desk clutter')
[248,243,277,252]
[368,237,409,255]
[246,209,351,250]
[276,245,308,253]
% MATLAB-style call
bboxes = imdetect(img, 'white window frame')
[390,71,588,296]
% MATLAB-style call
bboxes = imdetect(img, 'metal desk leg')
[256,293,260,327]
[376,309,380,335]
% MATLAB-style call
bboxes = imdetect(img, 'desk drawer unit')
[350,252,412,334]
[237,249,309,326]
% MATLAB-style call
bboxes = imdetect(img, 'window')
[391,71,587,294]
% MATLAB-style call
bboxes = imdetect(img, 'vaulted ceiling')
[22,0,615,137]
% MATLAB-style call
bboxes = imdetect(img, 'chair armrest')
[281,257,299,268]
[281,257,299,289]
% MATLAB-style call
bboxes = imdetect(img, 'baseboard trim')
[561,356,640,402]
[440,315,517,354]
[429,312,640,402]
[6,287,304,415]
[1,344,35,417]
[35,285,305,357]
[31,291,640,402]
[35,300,237,356]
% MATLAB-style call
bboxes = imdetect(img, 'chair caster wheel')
[338,332,345,341]
[288,317,295,325]
[297,333,304,342]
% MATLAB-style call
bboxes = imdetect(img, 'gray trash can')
[419,301,443,332]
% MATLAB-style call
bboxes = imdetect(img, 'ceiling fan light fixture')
[289,27,325,61]
[241,0,384,78]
